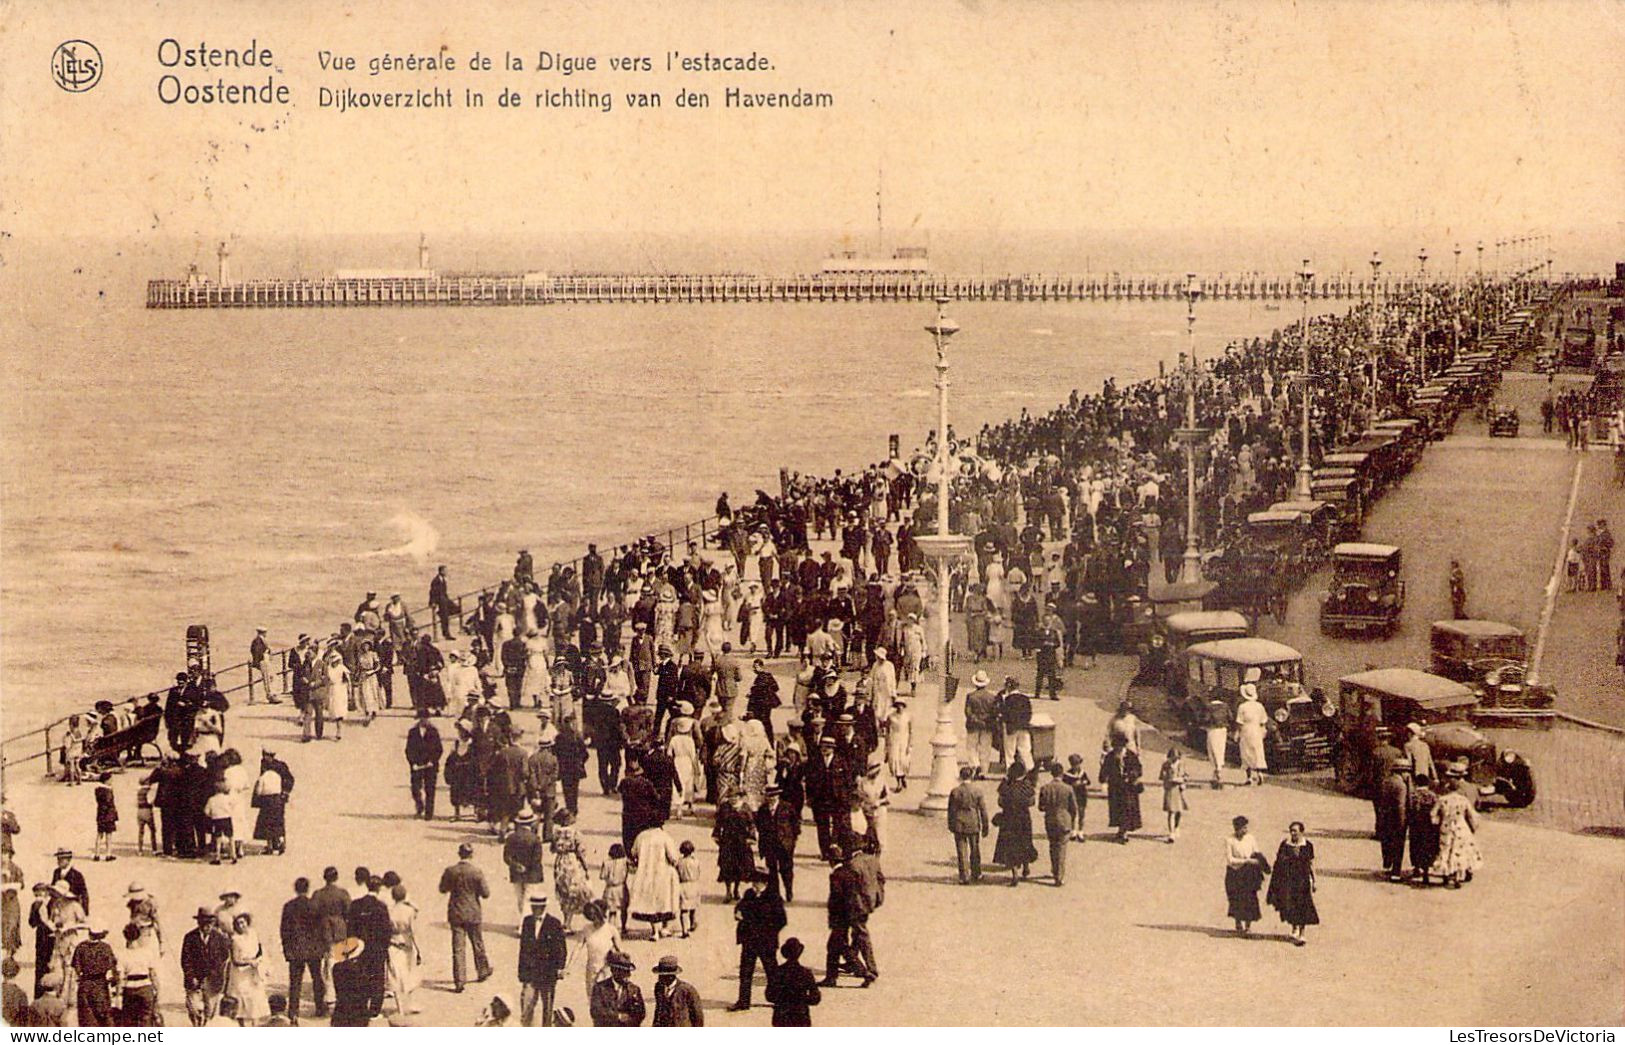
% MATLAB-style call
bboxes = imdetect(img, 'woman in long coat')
[386,884,421,1015]
[740,719,776,812]
[964,585,991,661]
[627,824,683,941]
[713,799,757,899]
[1430,770,1484,888]
[1099,735,1143,842]
[1265,820,1318,945]
[1010,586,1040,656]
[443,727,478,820]
[1224,816,1268,933]
[992,763,1038,885]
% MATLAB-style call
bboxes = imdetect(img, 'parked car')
[1488,406,1520,437]
[1179,638,1338,772]
[1138,609,1251,695]
[1428,619,1555,710]
[1334,668,1501,795]
[1319,542,1405,636]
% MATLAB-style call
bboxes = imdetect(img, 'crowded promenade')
[3,276,1622,1028]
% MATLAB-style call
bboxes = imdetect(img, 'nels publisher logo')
[52,40,103,93]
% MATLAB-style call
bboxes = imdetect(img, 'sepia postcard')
[1,0,1622,1033]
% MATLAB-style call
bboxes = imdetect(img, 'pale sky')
[2,0,1622,241]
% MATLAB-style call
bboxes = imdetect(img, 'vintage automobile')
[1267,499,1339,562]
[1561,326,1597,369]
[1488,406,1520,437]
[1334,668,1502,795]
[1428,619,1555,711]
[1318,542,1405,636]
[1246,509,1316,582]
[1118,579,1217,656]
[1138,609,1251,695]
[1342,435,1403,495]
[1367,419,1425,473]
[1180,638,1338,772]
[1308,477,1364,538]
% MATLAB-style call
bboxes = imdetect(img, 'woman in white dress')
[322,650,349,740]
[224,913,269,1024]
[665,706,704,817]
[626,825,682,941]
[220,750,253,861]
[984,556,1009,619]
[1234,669,1269,786]
[523,628,553,707]
[883,700,912,790]
[355,642,383,723]
[699,590,727,662]
[386,884,421,1015]
[580,900,621,996]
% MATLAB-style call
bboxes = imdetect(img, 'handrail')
[1,509,731,771]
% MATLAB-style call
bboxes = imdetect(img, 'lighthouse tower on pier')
[216,241,231,284]
[419,234,429,271]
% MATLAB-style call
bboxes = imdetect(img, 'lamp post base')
[918,713,959,812]
[1177,546,1203,586]
[1293,464,1314,500]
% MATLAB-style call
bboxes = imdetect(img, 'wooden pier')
[146,271,1422,309]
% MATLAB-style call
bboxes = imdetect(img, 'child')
[135,781,157,855]
[1160,747,1188,843]
[92,773,118,862]
[675,840,700,938]
[600,843,629,934]
[1565,539,1582,593]
[61,717,87,786]
[205,783,237,865]
[1062,753,1091,842]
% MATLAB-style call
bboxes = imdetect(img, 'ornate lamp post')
[1177,273,1206,585]
[1416,247,1429,383]
[1293,259,1316,499]
[1368,251,1382,418]
[916,297,971,812]
[1476,240,1485,340]
[1452,244,1462,360]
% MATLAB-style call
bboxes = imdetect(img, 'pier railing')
[0,510,736,774]
[142,272,1544,309]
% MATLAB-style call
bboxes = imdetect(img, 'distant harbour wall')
[144,272,1477,308]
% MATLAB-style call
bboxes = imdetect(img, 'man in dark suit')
[517,895,567,1026]
[429,565,456,639]
[405,710,443,820]
[438,843,492,990]
[553,722,589,817]
[820,847,873,988]
[589,951,645,1026]
[652,955,704,1026]
[652,646,681,736]
[804,737,853,861]
[525,738,560,843]
[1037,763,1079,886]
[49,850,88,914]
[946,766,990,884]
[503,809,546,915]
[180,907,231,1025]
[730,885,786,1011]
[280,877,326,1022]
[489,731,530,840]
[755,785,800,901]
[309,866,350,1015]
[346,876,393,1017]
[501,634,529,709]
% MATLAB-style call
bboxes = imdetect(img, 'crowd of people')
[6,278,1562,1027]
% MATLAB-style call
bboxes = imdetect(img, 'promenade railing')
[0,511,730,774]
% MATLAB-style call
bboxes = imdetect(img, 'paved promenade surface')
[6,638,1622,1026]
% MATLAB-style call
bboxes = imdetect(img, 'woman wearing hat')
[322,649,350,741]
[1430,763,1484,888]
[550,813,596,931]
[1234,673,1269,786]
[964,583,991,661]
[883,700,912,791]
[665,704,704,817]
[992,762,1039,886]
[740,719,776,812]
[69,921,118,1025]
